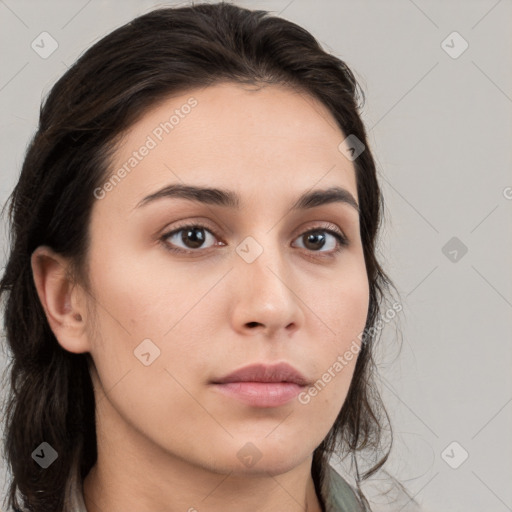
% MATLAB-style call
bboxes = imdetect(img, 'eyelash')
[160,221,349,258]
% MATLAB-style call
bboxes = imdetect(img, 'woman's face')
[84,82,369,475]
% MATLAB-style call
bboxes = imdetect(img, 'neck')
[83,460,323,512]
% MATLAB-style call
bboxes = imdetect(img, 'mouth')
[210,362,309,408]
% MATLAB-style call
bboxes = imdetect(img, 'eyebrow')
[135,183,359,214]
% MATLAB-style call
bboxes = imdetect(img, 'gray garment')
[324,464,367,511]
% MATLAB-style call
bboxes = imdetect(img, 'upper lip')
[212,362,309,386]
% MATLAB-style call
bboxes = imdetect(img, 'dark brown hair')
[1,3,400,510]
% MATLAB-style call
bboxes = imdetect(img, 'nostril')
[247,322,261,328]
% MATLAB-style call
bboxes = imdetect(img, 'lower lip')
[212,382,304,407]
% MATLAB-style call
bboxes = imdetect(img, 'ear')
[31,245,91,354]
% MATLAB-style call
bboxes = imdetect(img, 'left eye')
[161,224,347,254]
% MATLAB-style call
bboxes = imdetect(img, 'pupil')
[183,227,205,248]
[306,232,325,250]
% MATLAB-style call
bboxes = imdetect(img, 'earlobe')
[30,245,90,354]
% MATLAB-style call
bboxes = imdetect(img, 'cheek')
[302,260,369,407]
[313,255,370,351]
[83,239,224,401]
[83,249,212,437]
[86,242,202,337]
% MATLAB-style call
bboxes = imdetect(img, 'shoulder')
[323,464,424,512]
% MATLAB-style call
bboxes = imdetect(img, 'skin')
[31,82,370,512]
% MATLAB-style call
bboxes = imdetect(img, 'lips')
[212,362,309,386]
[211,362,310,407]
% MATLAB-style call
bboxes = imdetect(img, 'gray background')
[1,1,511,511]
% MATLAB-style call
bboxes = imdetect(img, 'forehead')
[104,82,358,209]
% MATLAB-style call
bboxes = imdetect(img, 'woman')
[0,3,421,511]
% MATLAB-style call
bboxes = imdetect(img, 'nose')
[229,241,304,338]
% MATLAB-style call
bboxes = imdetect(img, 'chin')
[229,438,313,476]
[215,457,308,477]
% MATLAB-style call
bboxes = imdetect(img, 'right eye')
[161,223,224,254]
